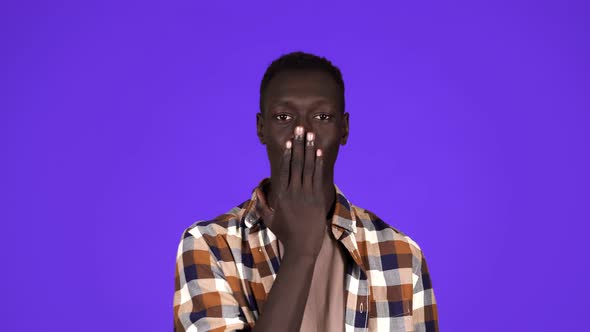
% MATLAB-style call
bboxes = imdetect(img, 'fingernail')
[306,132,314,141]
[295,126,304,136]
[316,149,322,157]
[286,140,292,149]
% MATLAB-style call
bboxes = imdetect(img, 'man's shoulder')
[351,204,423,253]
[181,199,250,240]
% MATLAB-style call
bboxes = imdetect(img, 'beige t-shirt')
[277,224,348,332]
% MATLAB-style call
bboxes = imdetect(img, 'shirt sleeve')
[412,249,439,332]
[173,228,248,332]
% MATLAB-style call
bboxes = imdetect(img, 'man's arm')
[251,129,334,331]
[412,250,439,332]
[251,251,317,332]
[173,229,247,332]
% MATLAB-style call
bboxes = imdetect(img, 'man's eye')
[314,113,332,121]
[275,114,292,121]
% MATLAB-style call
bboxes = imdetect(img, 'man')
[173,51,439,331]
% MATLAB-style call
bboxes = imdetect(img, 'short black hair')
[259,51,345,114]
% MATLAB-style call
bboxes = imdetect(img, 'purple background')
[1,1,588,331]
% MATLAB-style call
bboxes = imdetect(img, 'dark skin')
[252,69,349,332]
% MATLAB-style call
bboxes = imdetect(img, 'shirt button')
[258,248,262,252]
[360,302,364,313]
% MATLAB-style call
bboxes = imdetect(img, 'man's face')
[257,69,349,183]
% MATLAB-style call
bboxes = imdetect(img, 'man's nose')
[295,117,313,134]
[294,120,320,146]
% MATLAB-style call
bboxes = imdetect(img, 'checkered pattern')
[174,178,438,331]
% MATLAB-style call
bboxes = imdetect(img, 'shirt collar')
[242,177,357,234]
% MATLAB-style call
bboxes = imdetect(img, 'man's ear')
[256,112,265,145]
[340,112,349,145]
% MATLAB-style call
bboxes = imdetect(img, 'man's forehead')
[266,71,339,102]
[268,70,336,89]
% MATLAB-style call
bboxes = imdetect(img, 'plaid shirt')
[174,178,439,331]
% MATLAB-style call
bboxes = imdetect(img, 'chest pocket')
[369,282,414,318]
[391,299,413,317]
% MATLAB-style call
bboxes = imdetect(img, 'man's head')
[256,51,349,185]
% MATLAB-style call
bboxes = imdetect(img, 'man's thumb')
[255,187,274,216]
